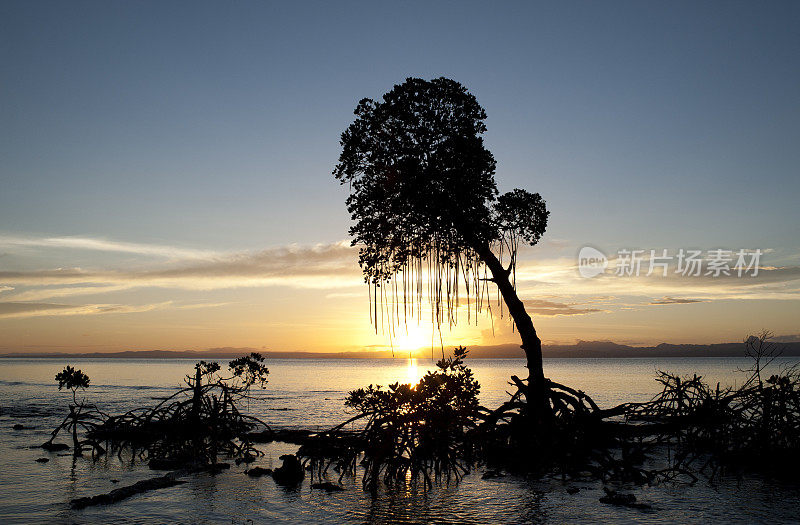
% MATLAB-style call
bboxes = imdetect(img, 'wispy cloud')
[0,236,366,319]
[1,234,799,321]
[7,284,135,302]
[176,302,231,310]
[0,301,172,319]
[0,241,361,300]
[521,299,605,316]
[0,235,220,260]
[512,254,800,303]
[649,297,707,305]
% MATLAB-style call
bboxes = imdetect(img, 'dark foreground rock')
[71,473,185,509]
[70,463,231,509]
[273,454,304,486]
[41,442,70,451]
[245,466,273,477]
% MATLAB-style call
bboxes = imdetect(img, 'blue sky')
[1,1,798,352]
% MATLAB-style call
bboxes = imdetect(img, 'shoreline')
[2,340,799,360]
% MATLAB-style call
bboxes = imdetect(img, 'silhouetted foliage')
[302,346,643,489]
[626,331,800,481]
[334,77,549,401]
[48,353,271,468]
[301,347,481,491]
[55,365,90,394]
[305,334,800,491]
[336,78,499,281]
[229,353,270,389]
[47,367,105,457]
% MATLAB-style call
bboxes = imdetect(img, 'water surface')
[1,357,797,523]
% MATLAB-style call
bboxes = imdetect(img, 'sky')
[1,1,799,354]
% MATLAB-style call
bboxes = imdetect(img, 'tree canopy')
[334,77,549,332]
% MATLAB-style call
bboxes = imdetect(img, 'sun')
[390,324,431,353]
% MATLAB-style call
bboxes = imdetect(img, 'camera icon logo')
[578,246,608,278]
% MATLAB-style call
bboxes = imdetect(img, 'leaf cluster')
[51,355,271,468]
[334,77,548,282]
[228,352,270,389]
[55,365,90,391]
[343,346,481,488]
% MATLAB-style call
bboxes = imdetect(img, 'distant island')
[3,340,799,359]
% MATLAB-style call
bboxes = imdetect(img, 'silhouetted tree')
[334,77,550,416]
[342,346,481,490]
[49,366,103,456]
[84,353,270,467]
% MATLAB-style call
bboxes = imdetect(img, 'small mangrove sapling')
[48,366,104,456]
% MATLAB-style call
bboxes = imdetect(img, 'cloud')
[511,255,800,303]
[521,299,604,316]
[543,238,570,248]
[0,302,74,316]
[2,234,800,315]
[176,302,231,310]
[649,297,707,305]
[7,284,135,302]
[0,301,171,319]
[0,235,220,260]
[478,297,605,344]
[0,241,362,300]
[140,241,356,280]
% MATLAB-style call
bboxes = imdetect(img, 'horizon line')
[2,339,799,360]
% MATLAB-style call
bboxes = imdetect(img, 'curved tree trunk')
[476,245,548,422]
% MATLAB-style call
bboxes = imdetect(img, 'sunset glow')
[390,324,433,353]
[0,2,797,357]
[1,3,799,523]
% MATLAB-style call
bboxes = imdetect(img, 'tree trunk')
[191,367,202,420]
[476,245,548,422]
[70,405,80,456]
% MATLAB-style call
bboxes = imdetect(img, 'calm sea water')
[1,357,798,524]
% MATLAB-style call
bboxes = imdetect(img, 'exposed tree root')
[50,354,272,470]
[301,334,800,491]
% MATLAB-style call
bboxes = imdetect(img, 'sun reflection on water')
[406,357,421,386]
